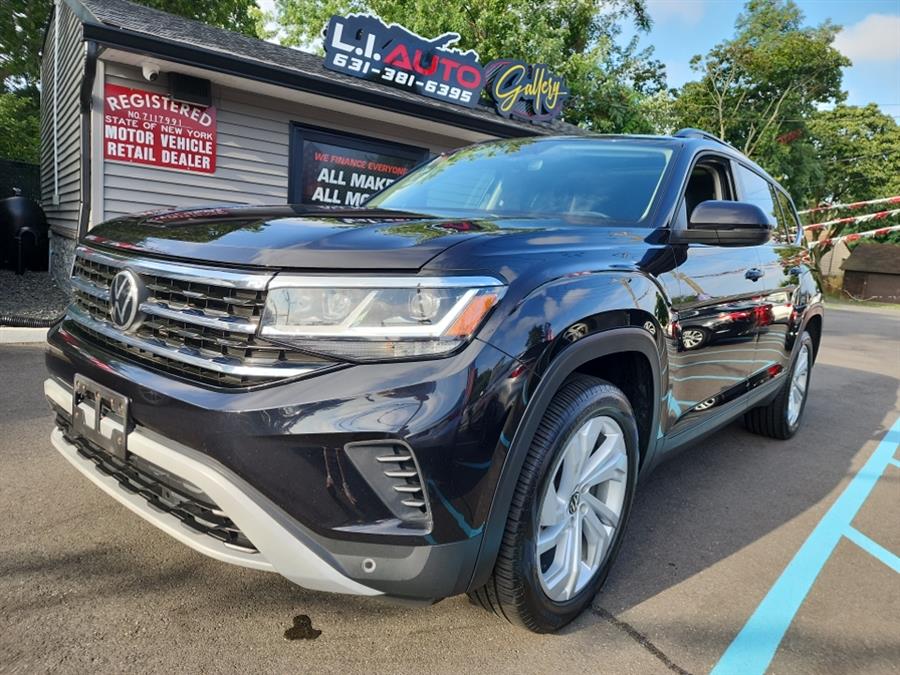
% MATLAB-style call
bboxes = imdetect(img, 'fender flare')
[466,327,662,592]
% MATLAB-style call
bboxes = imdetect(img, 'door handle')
[745,268,765,282]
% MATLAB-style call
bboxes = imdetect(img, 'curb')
[0,327,49,344]
[826,303,900,316]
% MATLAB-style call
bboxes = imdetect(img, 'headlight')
[260,276,506,361]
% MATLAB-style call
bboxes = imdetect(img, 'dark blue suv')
[45,131,823,632]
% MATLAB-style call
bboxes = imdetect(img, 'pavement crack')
[592,606,692,675]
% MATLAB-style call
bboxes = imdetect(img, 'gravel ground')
[0,270,69,320]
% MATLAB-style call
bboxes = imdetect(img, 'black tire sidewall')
[515,380,639,631]
[784,332,814,435]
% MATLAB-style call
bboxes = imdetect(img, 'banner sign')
[321,14,568,123]
[300,139,420,207]
[483,60,569,122]
[103,83,217,174]
[323,14,484,108]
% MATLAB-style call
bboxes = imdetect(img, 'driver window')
[683,157,735,220]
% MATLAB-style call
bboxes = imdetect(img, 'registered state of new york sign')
[103,83,217,174]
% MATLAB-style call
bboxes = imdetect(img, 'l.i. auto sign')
[322,14,568,123]
[322,14,484,108]
[103,83,217,174]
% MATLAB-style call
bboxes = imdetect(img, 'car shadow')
[593,360,899,615]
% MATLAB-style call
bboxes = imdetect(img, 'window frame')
[671,151,738,233]
[287,122,430,205]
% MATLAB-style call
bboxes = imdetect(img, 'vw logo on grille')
[109,269,145,331]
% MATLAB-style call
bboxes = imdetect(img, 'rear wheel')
[745,331,814,439]
[469,375,639,632]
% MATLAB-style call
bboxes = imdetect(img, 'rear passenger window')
[774,190,801,244]
[735,164,778,228]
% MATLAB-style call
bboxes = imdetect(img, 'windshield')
[367,138,673,223]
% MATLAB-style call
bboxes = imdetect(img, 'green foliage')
[0,0,52,96]
[672,0,849,204]
[137,0,266,37]
[805,104,900,205]
[273,0,663,131]
[0,92,40,162]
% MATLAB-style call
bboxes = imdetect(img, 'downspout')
[52,0,60,204]
[78,41,100,239]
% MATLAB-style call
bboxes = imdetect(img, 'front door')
[664,155,771,432]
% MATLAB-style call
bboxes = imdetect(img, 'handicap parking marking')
[711,415,900,675]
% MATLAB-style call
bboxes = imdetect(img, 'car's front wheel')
[469,375,638,632]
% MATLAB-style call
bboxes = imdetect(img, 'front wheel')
[745,331,814,439]
[680,327,709,350]
[469,375,639,632]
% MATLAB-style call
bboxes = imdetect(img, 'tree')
[0,92,40,163]
[137,0,267,38]
[805,104,900,205]
[0,0,265,162]
[672,0,849,203]
[274,0,664,131]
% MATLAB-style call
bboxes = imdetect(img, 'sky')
[643,0,900,117]
[258,0,900,118]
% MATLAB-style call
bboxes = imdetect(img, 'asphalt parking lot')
[1,306,898,674]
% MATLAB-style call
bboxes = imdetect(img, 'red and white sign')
[103,83,217,174]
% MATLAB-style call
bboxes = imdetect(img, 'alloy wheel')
[787,343,810,426]
[536,415,628,602]
[681,328,705,350]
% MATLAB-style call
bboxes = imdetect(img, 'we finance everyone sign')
[103,83,217,174]
[298,137,421,207]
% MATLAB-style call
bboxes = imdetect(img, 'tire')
[680,327,709,351]
[469,375,639,632]
[744,331,814,440]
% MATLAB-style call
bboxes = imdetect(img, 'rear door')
[665,154,772,431]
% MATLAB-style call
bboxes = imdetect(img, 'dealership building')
[40,0,576,284]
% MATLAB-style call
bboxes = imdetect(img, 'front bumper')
[45,318,528,599]
[46,378,380,595]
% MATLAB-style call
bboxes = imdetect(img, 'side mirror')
[677,200,772,246]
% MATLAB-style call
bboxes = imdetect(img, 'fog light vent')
[376,450,426,511]
[345,441,430,523]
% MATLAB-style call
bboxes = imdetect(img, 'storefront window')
[289,124,428,207]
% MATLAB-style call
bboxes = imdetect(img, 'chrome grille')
[68,246,332,387]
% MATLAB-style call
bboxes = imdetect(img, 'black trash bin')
[0,188,49,274]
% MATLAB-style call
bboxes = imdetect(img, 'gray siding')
[101,63,469,221]
[40,1,84,236]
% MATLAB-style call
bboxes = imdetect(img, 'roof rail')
[674,128,730,146]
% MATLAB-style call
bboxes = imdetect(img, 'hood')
[83,205,662,278]
[83,205,495,271]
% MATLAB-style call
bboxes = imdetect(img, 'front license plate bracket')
[72,374,131,461]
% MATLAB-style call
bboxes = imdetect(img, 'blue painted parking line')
[711,415,900,675]
[844,527,900,574]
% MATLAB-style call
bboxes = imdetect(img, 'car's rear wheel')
[469,375,638,632]
[745,331,814,439]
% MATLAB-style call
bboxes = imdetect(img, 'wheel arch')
[466,327,662,593]
[803,311,823,362]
